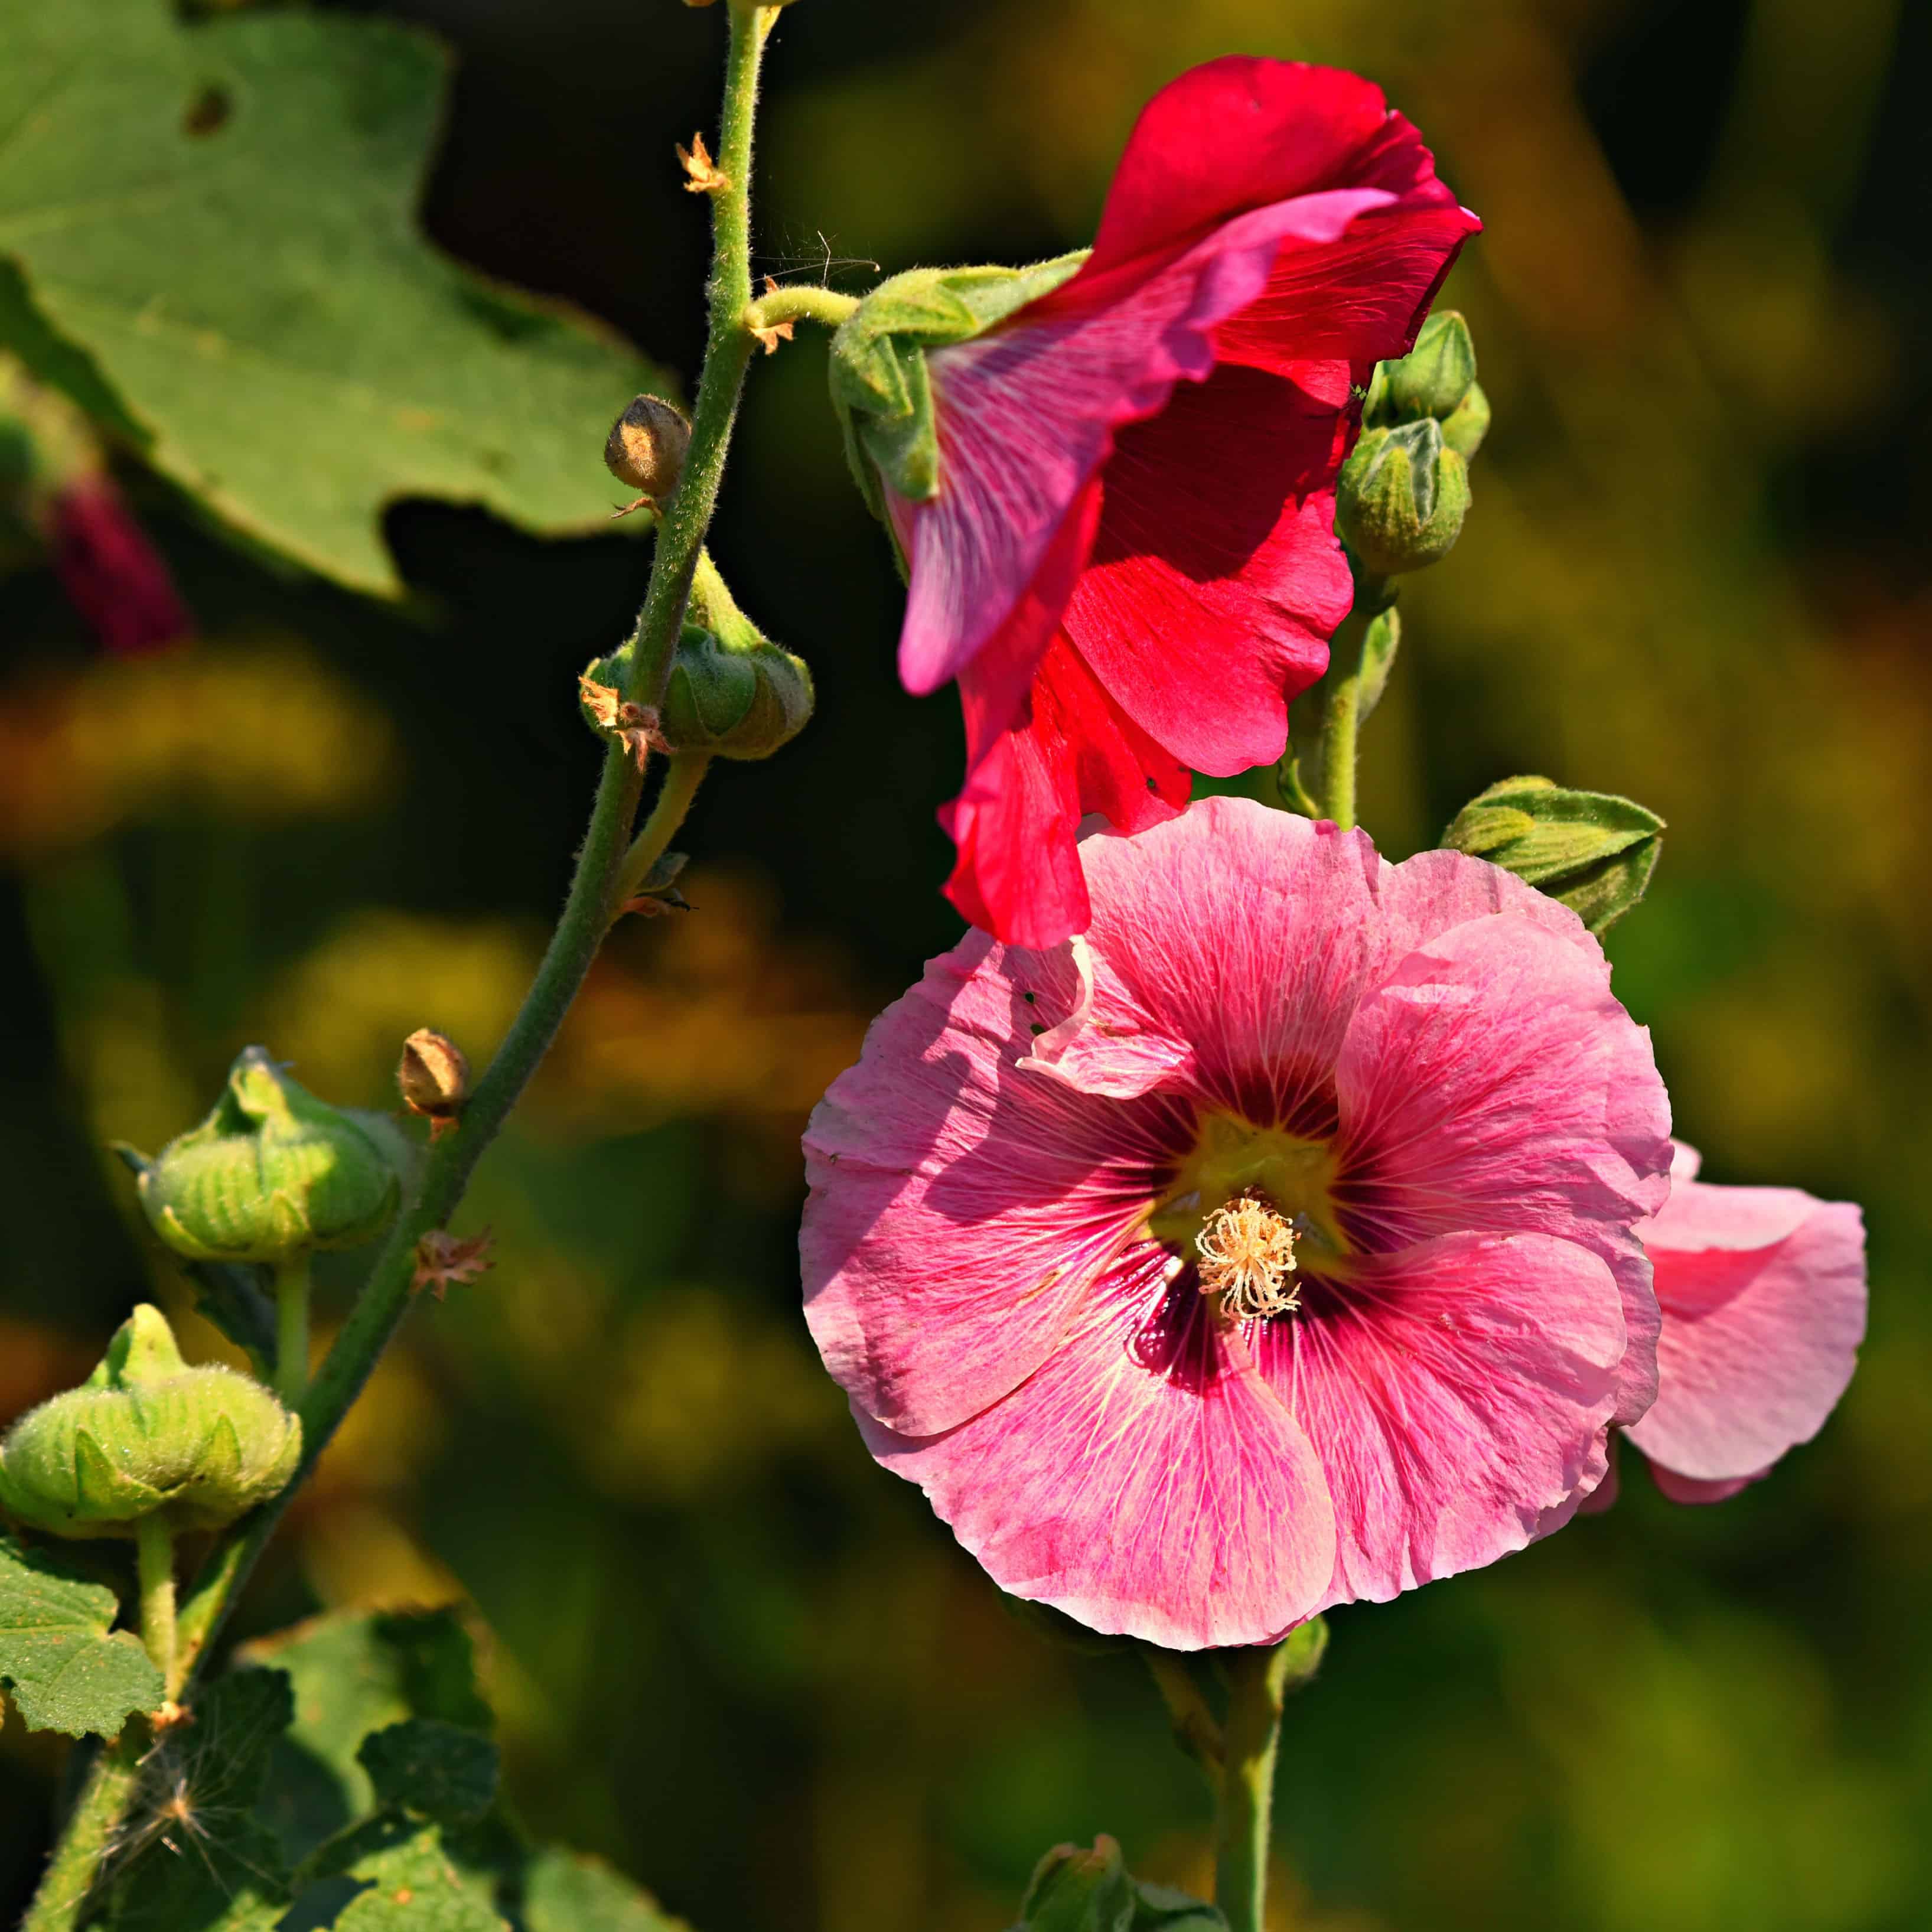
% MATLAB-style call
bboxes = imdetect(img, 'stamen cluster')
[1195,1195,1300,1323]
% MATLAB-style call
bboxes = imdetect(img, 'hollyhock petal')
[943,630,1188,949]
[1374,845,1602,965]
[1061,362,1351,774]
[860,1248,1337,1649]
[1334,907,1670,1423]
[1022,933,1198,1103]
[1624,1165,1866,1487]
[802,938,1175,1438]
[1083,58,1446,278]
[1213,200,1481,376]
[1255,1231,1624,1608]
[1650,1465,1765,1505]
[1074,800,1386,1116]
[896,187,1393,697]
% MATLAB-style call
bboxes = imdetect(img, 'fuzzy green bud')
[128,1047,401,1264]
[0,1305,300,1539]
[1336,418,1471,576]
[661,618,813,762]
[1439,380,1490,462]
[1379,309,1477,424]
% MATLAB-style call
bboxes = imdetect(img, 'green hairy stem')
[21,9,776,1924]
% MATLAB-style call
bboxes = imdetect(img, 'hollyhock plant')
[1617,1142,1866,1504]
[830,57,1480,947]
[801,797,1674,1648]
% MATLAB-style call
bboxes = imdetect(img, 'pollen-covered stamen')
[1195,1194,1299,1322]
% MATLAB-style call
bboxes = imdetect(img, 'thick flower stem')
[743,284,860,334]
[135,1515,177,1696]
[19,1734,143,1932]
[271,1252,309,1408]
[625,3,771,712]
[1296,572,1392,832]
[1212,1620,1328,1932]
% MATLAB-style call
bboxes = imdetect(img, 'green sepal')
[661,618,813,763]
[1353,604,1401,726]
[830,253,1088,523]
[1442,776,1665,934]
[1336,418,1470,577]
[1439,379,1490,462]
[1012,1837,1224,1932]
[129,1046,402,1264]
[1015,1836,1136,1932]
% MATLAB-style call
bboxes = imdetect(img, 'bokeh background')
[3,0,1928,1926]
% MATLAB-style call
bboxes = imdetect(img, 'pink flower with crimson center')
[830,58,1479,948]
[802,798,1676,1649]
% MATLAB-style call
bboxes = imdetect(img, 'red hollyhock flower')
[836,58,1478,946]
[50,472,193,657]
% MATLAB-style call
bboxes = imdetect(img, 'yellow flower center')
[1148,1113,1350,1321]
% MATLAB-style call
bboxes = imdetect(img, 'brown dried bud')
[603,396,690,501]
[397,1028,470,1131]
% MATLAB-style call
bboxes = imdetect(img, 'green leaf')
[0,0,672,595]
[359,1719,499,1823]
[521,1848,693,1932]
[297,1813,508,1931]
[98,1667,295,1931]
[1441,776,1666,934]
[237,1608,491,1867]
[0,1533,162,1736]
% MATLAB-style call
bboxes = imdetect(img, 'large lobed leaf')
[0,0,672,594]
[0,1533,162,1737]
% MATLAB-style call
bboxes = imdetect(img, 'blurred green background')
[2,0,1928,1926]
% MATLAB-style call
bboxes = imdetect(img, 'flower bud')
[0,1305,300,1539]
[603,396,690,501]
[397,1028,470,1129]
[1442,776,1664,934]
[661,618,813,762]
[128,1047,402,1264]
[1335,418,1470,576]
[1379,310,1477,424]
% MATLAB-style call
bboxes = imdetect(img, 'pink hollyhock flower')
[801,798,1672,1648]
[50,472,193,656]
[839,58,1479,948]
[1613,1142,1865,1504]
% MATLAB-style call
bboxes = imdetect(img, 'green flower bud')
[1442,776,1664,934]
[0,1305,300,1539]
[661,617,813,762]
[1336,418,1470,576]
[829,254,1087,524]
[1378,309,1477,424]
[128,1047,401,1264]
